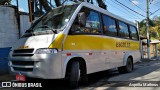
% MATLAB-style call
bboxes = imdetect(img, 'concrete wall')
[0,6,33,46]
[0,6,40,72]
[142,43,159,59]
[0,6,19,48]
[20,15,31,37]
[0,6,39,73]
[20,16,39,37]
[0,6,19,73]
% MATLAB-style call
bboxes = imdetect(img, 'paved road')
[1,60,160,90]
[81,60,160,90]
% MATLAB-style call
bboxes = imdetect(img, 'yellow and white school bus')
[9,2,140,87]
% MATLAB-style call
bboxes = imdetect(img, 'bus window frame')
[127,24,132,39]
[69,7,103,35]
[68,6,139,42]
[68,6,103,35]
[117,20,130,39]
[101,14,118,37]
[100,12,139,41]
[129,25,139,41]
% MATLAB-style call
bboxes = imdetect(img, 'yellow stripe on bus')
[49,34,140,51]
[49,34,65,49]
[63,35,140,51]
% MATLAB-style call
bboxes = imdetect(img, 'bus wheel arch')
[65,57,88,88]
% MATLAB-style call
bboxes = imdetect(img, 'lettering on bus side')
[116,42,130,48]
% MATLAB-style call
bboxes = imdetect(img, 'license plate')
[16,74,26,81]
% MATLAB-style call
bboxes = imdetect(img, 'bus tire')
[69,61,80,88]
[118,58,133,73]
[80,63,88,85]
[125,58,133,73]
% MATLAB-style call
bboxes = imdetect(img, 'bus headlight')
[35,48,58,54]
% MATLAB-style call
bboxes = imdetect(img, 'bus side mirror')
[78,12,86,27]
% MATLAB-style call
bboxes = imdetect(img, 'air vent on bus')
[13,49,34,53]
[12,49,34,57]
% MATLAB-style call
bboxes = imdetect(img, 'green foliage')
[150,31,157,39]
[139,19,155,27]
[140,26,147,37]
[140,16,160,40]
[149,19,155,26]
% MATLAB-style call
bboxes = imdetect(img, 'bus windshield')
[25,4,78,35]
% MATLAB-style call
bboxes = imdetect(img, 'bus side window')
[69,16,81,34]
[118,21,130,39]
[102,15,117,37]
[130,25,139,40]
[69,8,101,35]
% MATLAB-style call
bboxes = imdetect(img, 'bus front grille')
[13,67,33,72]
[12,49,34,57]
[12,61,34,66]
[12,54,34,57]
[13,49,34,53]
[11,61,35,72]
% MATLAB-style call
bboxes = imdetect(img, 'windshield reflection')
[23,4,78,37]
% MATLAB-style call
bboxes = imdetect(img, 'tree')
[150,26,160,39]
[39,0,52,12]
[80,0,107,9]
[39,0,61,12]
[140,16,160,40]
[0,0,11,5]
[39,0,107,12]
[96,0,107,9]
[55,0,61,7]
[140,26,147,37]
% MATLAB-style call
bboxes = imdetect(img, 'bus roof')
[78,2,136,26]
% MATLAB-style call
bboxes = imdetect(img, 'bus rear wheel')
[118,58,133,73]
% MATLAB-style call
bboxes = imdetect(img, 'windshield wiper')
[22,30,34,38]
[38,25,57,34]
[25,29,33,33]
[24,29,35,36]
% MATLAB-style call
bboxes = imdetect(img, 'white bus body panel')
[9,2,141,79]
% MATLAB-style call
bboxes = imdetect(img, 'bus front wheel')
[69,61,80,88]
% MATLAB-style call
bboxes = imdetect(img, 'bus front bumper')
[9,53,63,79]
